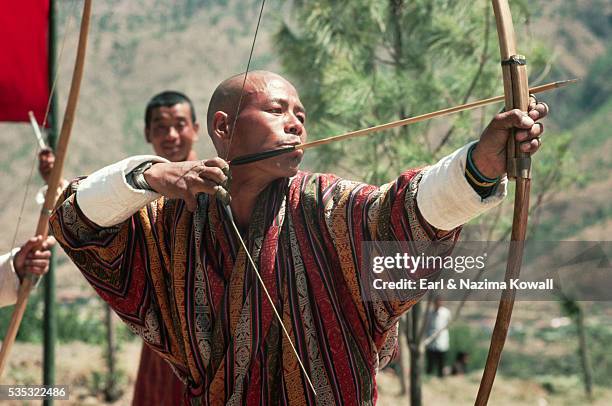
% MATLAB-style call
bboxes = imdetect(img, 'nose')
[284,116,303,136]
[165,126,180,140]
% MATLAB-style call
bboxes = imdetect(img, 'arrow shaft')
[28,111,46,149]
[229,79,575,166]
[298,79,573,151]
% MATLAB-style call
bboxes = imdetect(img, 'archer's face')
[230,75,307,179]
[145,103,199,162]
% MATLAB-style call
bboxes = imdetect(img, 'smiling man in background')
[144,91,199,162]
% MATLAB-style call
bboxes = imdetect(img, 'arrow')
[230,79,577,166]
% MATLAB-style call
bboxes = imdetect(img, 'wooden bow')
[475,1,531,404]
[0,0,92,378]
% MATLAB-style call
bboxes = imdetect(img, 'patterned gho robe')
[50,169,460,405]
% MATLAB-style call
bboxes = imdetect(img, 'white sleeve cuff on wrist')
[416,142,508,231]
[0,248,21,307]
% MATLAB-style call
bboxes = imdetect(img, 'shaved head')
[206,70,306,176]
[206,70,294,137]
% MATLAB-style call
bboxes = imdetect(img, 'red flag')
[0,0,50,124]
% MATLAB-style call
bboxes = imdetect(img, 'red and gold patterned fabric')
[50,169,459,405]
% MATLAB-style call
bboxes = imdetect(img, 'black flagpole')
[43,0,58,403]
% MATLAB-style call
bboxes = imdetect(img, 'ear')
[211,111,230,155]
[192,122,200,142]
[144,126,152,143]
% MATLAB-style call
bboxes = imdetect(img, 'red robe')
[51,169,459,405]
[132,344,185,405]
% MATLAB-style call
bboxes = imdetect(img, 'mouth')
[277,141,301,148]
[162,145,181,153]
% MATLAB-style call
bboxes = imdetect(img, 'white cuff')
[76,155,169,227]
[0,249,21,307]
[416,142,508,231]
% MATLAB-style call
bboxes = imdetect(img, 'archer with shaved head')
[51,70,549,404]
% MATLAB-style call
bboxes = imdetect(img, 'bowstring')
[217,0,317,395]
[9,0,78,265]
[223,0,267,161]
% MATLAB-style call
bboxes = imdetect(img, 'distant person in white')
[425,296,452,377]
[0,236,56,307]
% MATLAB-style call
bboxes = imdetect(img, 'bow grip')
[502,55,531,180]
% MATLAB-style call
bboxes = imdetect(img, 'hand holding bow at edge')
[0,0,92,378]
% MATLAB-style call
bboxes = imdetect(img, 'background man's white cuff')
[0,248,21,307]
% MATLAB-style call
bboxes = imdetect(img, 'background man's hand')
[38,148,55,184]
[13,235,56,283]
[472,96,549,179]
[144,158,229,211]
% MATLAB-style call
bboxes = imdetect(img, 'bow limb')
[0,0,92,377]
[475,1,531,404]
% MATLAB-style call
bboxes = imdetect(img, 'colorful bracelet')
[465,143,500,198]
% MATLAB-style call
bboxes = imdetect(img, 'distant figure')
[425,297,451,377]
[451,351,470,375]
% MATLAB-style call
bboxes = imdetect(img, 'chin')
[165,151,187,162]
[267,156,301,179]
[270,167,298,180]
[285,159,302,177]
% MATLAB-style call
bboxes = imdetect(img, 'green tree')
[275,0,545,185]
